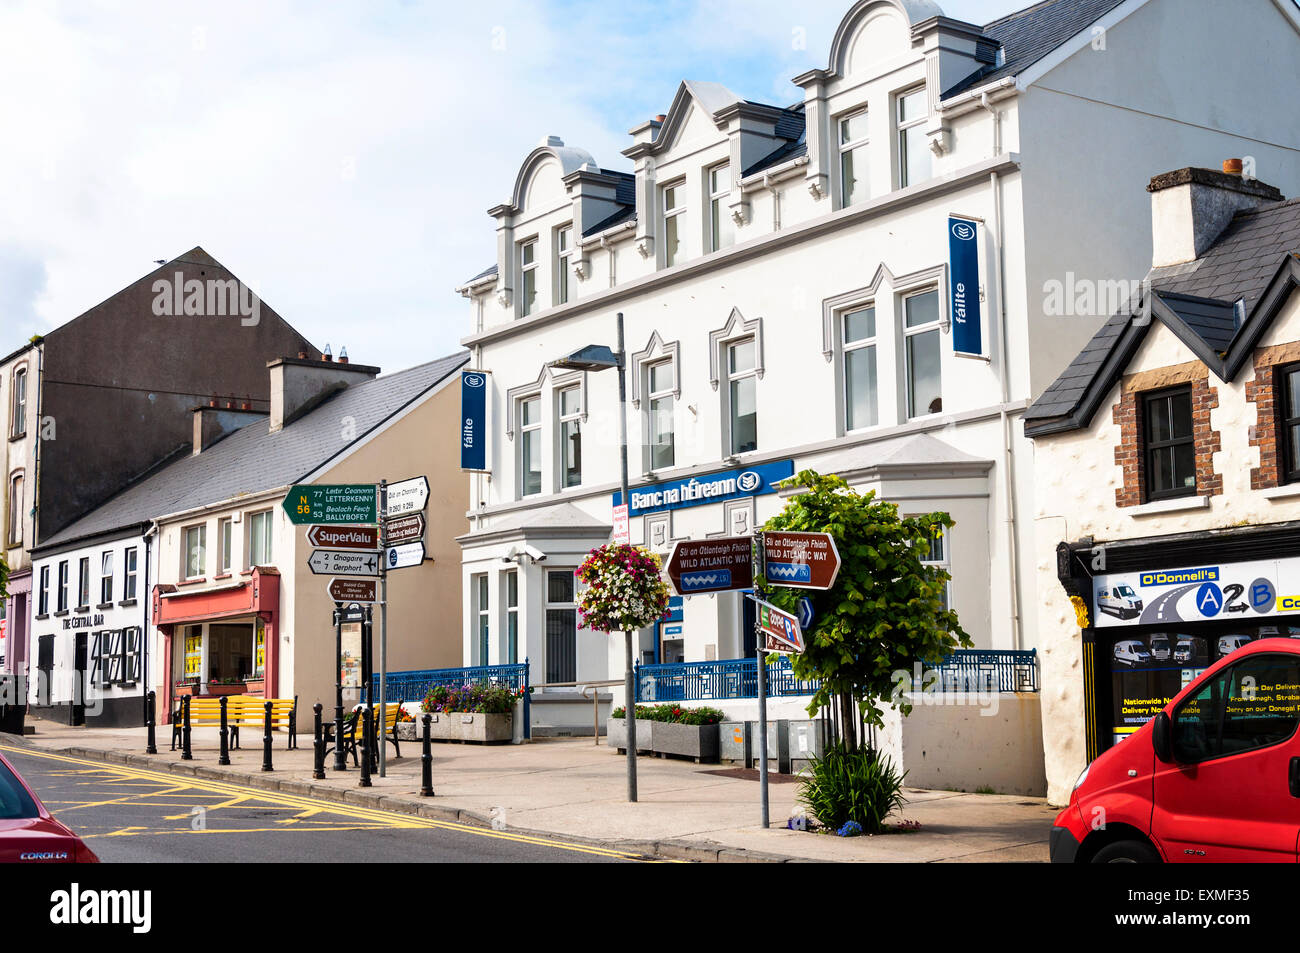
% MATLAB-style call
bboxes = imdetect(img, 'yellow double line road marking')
[2,745,669,862]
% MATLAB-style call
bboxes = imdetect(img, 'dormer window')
[555,226,572,306]
[519,239,539,317]
[709,165,733,252]
[838,109,869,207]
[897,87,931,189]
[662,182,685,267]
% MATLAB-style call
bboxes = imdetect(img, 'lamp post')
[549,312,637,802]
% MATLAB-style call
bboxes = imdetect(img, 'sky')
[0,0,1027,373]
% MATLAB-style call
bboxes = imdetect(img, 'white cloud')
[0,0,1026,370]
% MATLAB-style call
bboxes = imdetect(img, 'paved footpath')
[5,717,1056,863]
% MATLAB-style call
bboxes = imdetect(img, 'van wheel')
[1091,840,1161,863]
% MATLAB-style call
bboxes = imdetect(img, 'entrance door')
[741,594,756,658]
[71,633,88,726]
[1154,651,1300,862]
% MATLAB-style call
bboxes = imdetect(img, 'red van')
[1052,637,1300,862]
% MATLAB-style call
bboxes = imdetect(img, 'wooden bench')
[171,695,298,751]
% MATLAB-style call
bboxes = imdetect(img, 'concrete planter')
[605,717,652,754]
[421,711,512,744]
[395,721,418,742]
[650,721,720,763]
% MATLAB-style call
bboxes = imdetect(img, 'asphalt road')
[2,746,645,863]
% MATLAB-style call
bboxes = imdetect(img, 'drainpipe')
[141,520,157,724]
[984,113,1023,652]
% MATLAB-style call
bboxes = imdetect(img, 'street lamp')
[549,312,638,803]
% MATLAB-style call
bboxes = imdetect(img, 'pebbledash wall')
[451,0,1300,787]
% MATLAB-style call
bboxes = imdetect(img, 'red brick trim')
[1246,343,1300,489]
[1114,370,1220,506]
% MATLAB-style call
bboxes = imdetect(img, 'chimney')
[1148,163,1284,267]
[267,355,380,433]
[192,403,267,455]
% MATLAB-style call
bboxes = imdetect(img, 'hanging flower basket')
[576,543,672,634]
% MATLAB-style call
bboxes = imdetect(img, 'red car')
[0,750,99,863]
[1052,637,1300,863]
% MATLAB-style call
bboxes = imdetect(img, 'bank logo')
[737,470,762,493]
[463,373,485,388]
[951,221,975,241]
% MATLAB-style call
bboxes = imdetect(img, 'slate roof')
[36,351,470,551]
[1026,196,1300,437]
[943,0,1128,98]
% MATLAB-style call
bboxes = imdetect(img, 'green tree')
[0,553,7,602]
[759,470,970,747]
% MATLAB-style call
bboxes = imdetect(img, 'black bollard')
[358,705,372,788]
[219,696,231,766]
[181,695,193,761]
[262,701,273,772]
[313,703,326,780]
[146,691,157,755]
[419,714,434,797]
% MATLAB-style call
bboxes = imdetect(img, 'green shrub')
[609,704,724,725]
[797,745,907,834]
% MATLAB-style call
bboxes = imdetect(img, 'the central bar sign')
[613,460,794,518]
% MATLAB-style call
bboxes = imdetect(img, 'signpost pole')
[615,311,637,804]
[756,602,769,830]
[333,603,346,771]
[379,479,388,779]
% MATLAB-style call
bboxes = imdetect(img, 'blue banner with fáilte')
[948,215,983,356]
[460,370,488,471]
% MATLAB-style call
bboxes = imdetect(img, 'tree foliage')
[759,470,970,732]
[0,554,7,602]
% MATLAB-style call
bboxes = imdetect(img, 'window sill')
[213,573,233,581]
[9,432,26,443]
[118,599,137,608]
[177,577,206,587]
[34,613,49,621]
[74,605,89,614]
[96,602,113,610]
[239,570,254,577]
[54,610,69,618]
[1262,484,1300,501]
[1129,495,1210,517]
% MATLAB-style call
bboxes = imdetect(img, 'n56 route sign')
[284,484,377,525]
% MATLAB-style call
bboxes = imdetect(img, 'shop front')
[1061,526,1300,761]
[152,567,280,723]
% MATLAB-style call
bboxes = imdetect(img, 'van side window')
[1172,654,1300,763]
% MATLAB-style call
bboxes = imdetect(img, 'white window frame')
[248,510,272,567]
[903,288,943,419]
[725,337,759,456]
[183,524,207,580]
[123,547,138,602]
[837,108,869,208]
[841,304,880,432]
[77,557,90,609]
[38,565,50,616]
[99,551,113,606]
[504,570,519,664]
[518,393,543,497]
[646,359,676,470]
[519,238,539,317]
[555,225,572,306]
[10,366,26,438]
[708,164,733,253]
[916,519,951,612]
[557,384,582,490]
[896,86,930,189]
[57,560,69,613]
[474,573,490,666]
[6,470,21,547]
[662,180,686,268]
[218,517,233,574]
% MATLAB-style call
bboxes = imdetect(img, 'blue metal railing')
[635,650,1037,703]
[372,661,530,739]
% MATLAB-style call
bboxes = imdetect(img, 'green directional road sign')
[283,484,377,525]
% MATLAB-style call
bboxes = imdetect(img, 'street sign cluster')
[664,529,841,656]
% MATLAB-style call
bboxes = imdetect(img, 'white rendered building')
[452,0,1300,776]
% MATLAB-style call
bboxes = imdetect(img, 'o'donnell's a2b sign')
[1091,556,1300,628]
